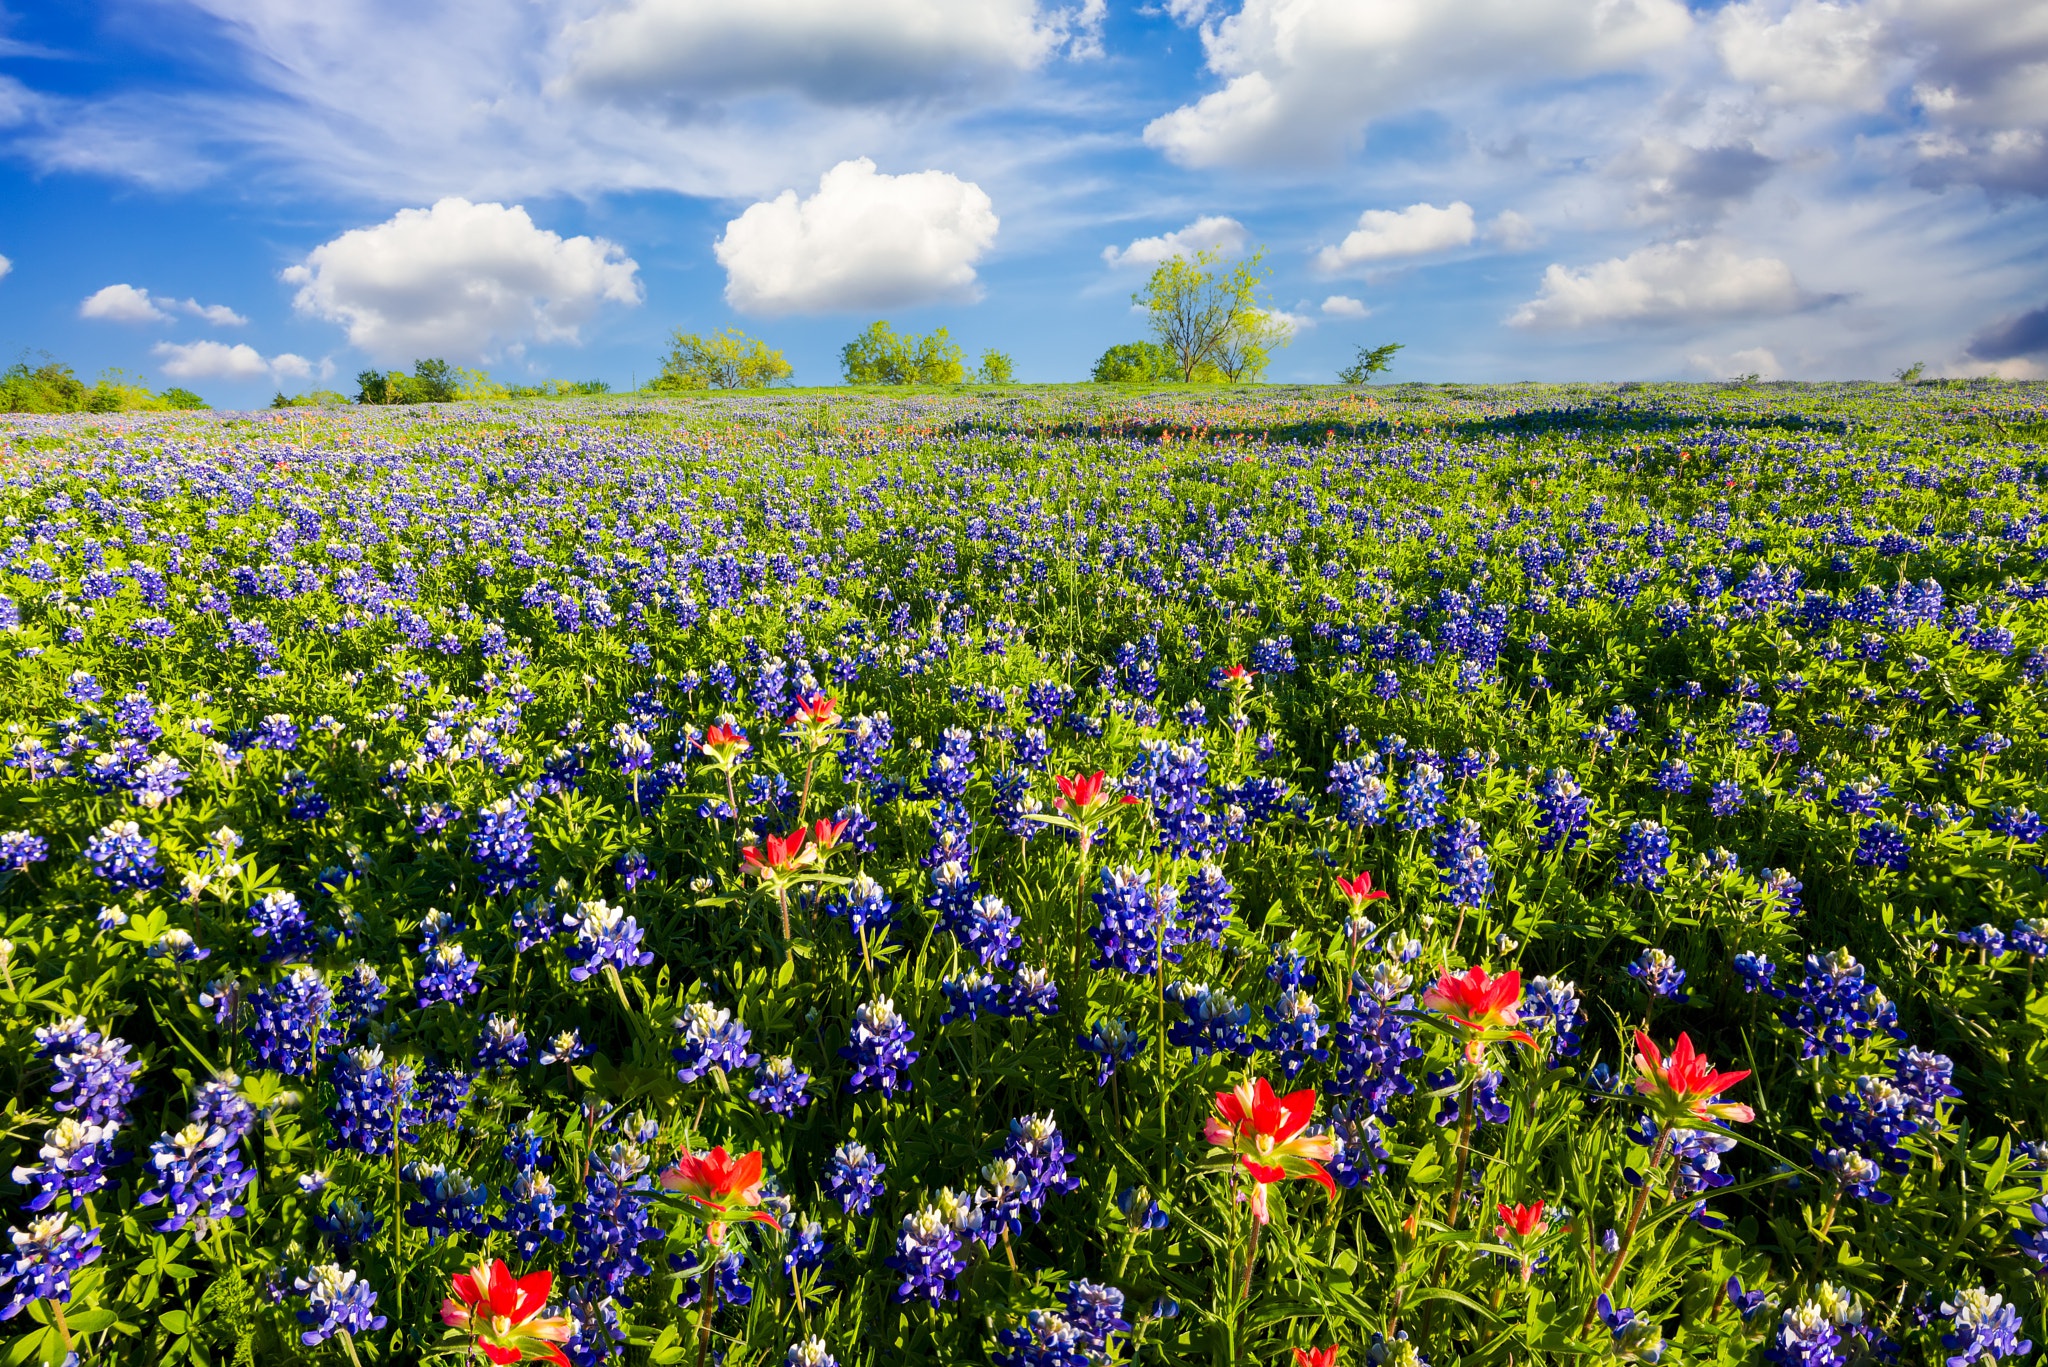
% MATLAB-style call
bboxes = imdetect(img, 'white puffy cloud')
[1508,239,1818,328]
[0,254,11,282]
[1146,0,1693,167]
[1715,1,1891,109]
[715,157,997,314]
[283,198,642,361]
[1321,294,1371,318]
[80,283,249,326]
[557,0,1077,108]
[1100,215,1248,268]
[81,283,171,323]
[153,340,310,381]
[1487,211,1538,251]
[1686,345,1786,379]
[1314,202,1475,272]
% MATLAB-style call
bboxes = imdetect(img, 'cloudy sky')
[2,0,2045,401]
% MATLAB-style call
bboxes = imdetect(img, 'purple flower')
[1532,769,1591,853]
[293,1263,387,1346]
[1090,867,1181,976]
[1433,818,1492,909]
[750,1056,814,1115]
[1078,1017,1142,1086]
[841,998,918,1095]
[1734,952,1778,994]
[10,1118,123,1213]
[1941,1289,2031,1367]
[477,1014,530,1071]
[1615,821,1672,891]
[416,943,482,1007]
[85,820,164,891]
[402,1162,491,1244]
[469,797,538,897]
[249,890,316,962]
[563,899,654,981]
[138,1120,254,1235]
[0,1215,102,1321]
[245,967,340,1076]
[888,1204,965,1304]
[823,1142,886,1216]
[1854,821,1910,874]
[1626,947,1689,1003]
[0,830,49,872]
[1182,863,1234,948]
[672,1001,758,1083]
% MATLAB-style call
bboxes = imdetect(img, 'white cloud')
[1314,202,1476,272]
[81,283,171,323]
[557,0,1074,109]
[1686,345,1786,378]
[1486,211,1539,251]
[180,299,249,326]
[1145,0,1693,167]
[1715,1,1890,110]
[1100,215,1248,268]
[1509,239,1818,328]
[1256,306,1313,336]
[153,340,307,382]
[715,156,998,314]
[0,254,11,282]
[283,198,642,362]
[1321,294,1371,318]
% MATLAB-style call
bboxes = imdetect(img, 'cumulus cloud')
[0,254,11,282]
[1508,239,1819,328]
[1314,202,1475,272]
[1145,0,1693,167]
[81,283,172,323]
[1967,303,2048,361]
[714,156,997,314]
[80,283,249,326]
[283,198,642,361]
[1715,0,1890,110]
[1100,215,1248,268]
[153,340,310,382]
[1487,211,1538,251]
[1321,294,1371,318]
[557,0,1078,109]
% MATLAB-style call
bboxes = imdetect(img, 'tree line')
[2,355,208,413]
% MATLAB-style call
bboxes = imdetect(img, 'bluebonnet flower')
[477,1014,531,1070]
[1432,1069,1509,1128]
[1854,821,1910,874]
[1816,1147,1889,1204]
[1989,807,2045,844]
[401,1162,491,1244]
[246,967,340,1076]
[1779,949,1905,1058]
[1091,867,1180,976]
[1327,964,1422,1116]
[563,899,654,981]
[823,1142,886,1216]
[1532,769,1591,853]
[10,1118,123,1212]
[1182,863,1234,947]
[0,1214,102,1321]
[1956,924,2007,957]
[787,1337,838,1367]
[1520,975,1583,1059]
[830,872,895,943]
[1167,982,1253,1060]
[1006,966,1060,1019]
[1327,757,1390,828]
[293,1263,386,1345]
[85,819,164,890]
[251,713,300,751]
[750,1056,813,1115]
[1734,952,1778,994]
[1941,1289,2030,1367]
[1326,1104,1390,1188]
[563,1290,627,1367]
[1707,780,1746,816]
[1757,868,1804,914]
[1398,763,1446,832]
[328,1047,414,1157]
[539,1030,589,1065]
[2011,918,2048,960]
[924,726,975,801]
[312,1195,380,1258]
[940,969,1006,1026]
[952,895,1022,968]
[673,1001,758,1083]
[840,711,894,783]
[64,671,105,704]
[0,830,49,872]
[1615,821,1672,891]
[841,998,919,1094]
[1003,1113,1078,1215]
[568,1144,663,1299]
[149,928,210,965]
[615,849,653,892]
[1724,1275,1771,1321]
[510,895,560,953]
[280,771,330,821]
[889,1204,965,1304]
[248,889,316,962]
[1061,1280,1129,1354]
[1262,986,1329,1078]
[1595,1296,1665,1363]
[469,797,539,897]
[417,942,482,1006]
[783,1216,831,1298]
[1433,818,1492,908]
[138,1120,254,1235]
[333,962,386,1034]
[1652,758,1691,794]
[1079,1017,1142,1085]
[1894,1048,1960,1126]
[2013,1199,2048,1270]
[1627,948,1689,1003]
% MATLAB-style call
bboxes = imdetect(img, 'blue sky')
[3,0,2046,404]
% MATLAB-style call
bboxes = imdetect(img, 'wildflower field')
[3,380,2048,1367]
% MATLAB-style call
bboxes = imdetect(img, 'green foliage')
[1090,341,1178,384]
[1337,342,1404,384]
[270,390,351,408]
[653,327,795,390]
[155,388,209,411]
[839,321,966,385]
[1895,362,1928,384]
[1133,248,1271,382]
[973,349,1015,385]
[505,379,611,399]
[355,359,459,405]
[2,356,205,413]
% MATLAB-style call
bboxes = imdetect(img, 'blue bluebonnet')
[1061,1280,1129,1355]
[10,1118,123,1212]
[1626,948,1689,1003]
[0,1214,102,1321]
[1167,982,1253,1060]
[1182,863,1234,947]
[673,1001,758,1082]
[1854,821,1910,874]
[1091,867,1180,976]
[2011,918,2048,960]
[841,998,918,1094]
[245,967,340,1076]
[1894,1048,1960,1125]
[1779,949,1904,1059]
[831,873,895,942]
[564,899,654,980]
[889,1204,966,1304]
[37,1019,139,1126]
[1757,868,1803,914]
[417,942,483,1006]
[138,1120,254,1235]
[1328,964,1422,1115]
[1955,924,2006,957]
[783,1218,831,1304]
[1531,769,1591,853]
[2013,1199,2048,1270]
[671,1247,752,1307]
[1326,1105,1390,1188]
[1003,1113,1079,1216]
[1079,1016,1142,1085]
[1615,821,1672,891]
[1595,1296,1665,1363]
[1940,1289,2030,1367]
[1005,967,1060,1019]
[328,1047,415,1157]
[952,895,1022,969]
[1734,952,1778,994]
[293,1263,386,1345]
[1262,986,1328,1078]
[1520,976,1583,1059]
[1724,1276,1770,1321]
[469,797,539,897]
[924,726,975,801]
[1433,818,1492,909]
[787,1337,839,1367]
[1816,1147,1889,1204]
[1326,757,1389,828]
[0,830,49,871]
[840,712,894,783]
[1708,780,1746,816]
[1652,758,1692,794]
[567,1146,660,1299]
[823,1142,886,1216]
[477,1014,531,1070]
[85,819,164,890]
[1989,807,2045,844]
[402,1162,492,1243]
[248,890,316,962]
[312,1195,380,1258]
[333,962,386,1034]
[1398,763,1446,832]
[750,1056,814,1115]
[940,969,1006,1026]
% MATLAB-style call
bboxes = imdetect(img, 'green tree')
[839,321,966,385]
[411,358,457,403]
[1,357,88,413]
[974,349,1015,384]
[654,328,795,390]
[1337,342,1404,384]
[1213,308,1293,383]
[1090,342,1176,383]
[1134,248,1268,382]
[157,387,209,410]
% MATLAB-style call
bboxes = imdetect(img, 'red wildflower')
[1332,872,1389,912]
[741,827,808,876]
[788,693,838,728]
[659,1146,780,1232]
[810,815,849,851]
[1293,1349,1339,1367]
[1632,1032,1754,1127]
[1495,1200,1548,1239]
[1202,1077,1337,1224]
[440,1260,572,1366]
[1422,965,1536,1063]
[1055,770,1108,817]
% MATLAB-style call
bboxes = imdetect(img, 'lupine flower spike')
[440,1259,573,1366]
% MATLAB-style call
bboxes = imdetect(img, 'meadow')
[1,379,2045,1367]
